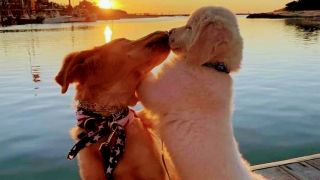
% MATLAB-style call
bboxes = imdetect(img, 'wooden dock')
[252,153,320,179]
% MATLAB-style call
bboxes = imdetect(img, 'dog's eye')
[186,26,192,30]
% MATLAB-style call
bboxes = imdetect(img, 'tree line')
[285,0,320,11]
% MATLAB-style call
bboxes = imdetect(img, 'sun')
[99,0,113,9]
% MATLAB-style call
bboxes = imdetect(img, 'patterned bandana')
[67,106,134,179]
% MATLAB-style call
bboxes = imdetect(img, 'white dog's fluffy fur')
[138,7,265,180]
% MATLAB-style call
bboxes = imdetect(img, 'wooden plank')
[251,154,320,171]
[254,167,297,180]
[306,159,320,170]
[281,162,320,180]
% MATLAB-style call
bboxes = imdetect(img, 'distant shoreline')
[247,10,320,19]
[117,13,252,20]
[110,14,189,20]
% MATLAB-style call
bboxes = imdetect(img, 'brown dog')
[56,31,170,180]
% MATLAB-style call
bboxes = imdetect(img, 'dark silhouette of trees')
[285,0,320,11]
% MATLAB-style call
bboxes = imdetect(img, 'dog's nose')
[169,28,176,35]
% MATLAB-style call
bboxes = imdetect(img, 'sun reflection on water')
[104,25,113,43]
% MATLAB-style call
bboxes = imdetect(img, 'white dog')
[137,7,265,180]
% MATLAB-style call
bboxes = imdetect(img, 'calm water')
[0,16,319,179]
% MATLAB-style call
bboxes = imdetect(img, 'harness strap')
[100,124,126,179]
[161,141,172,180]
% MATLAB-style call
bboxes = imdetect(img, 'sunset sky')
[55,0,293,14]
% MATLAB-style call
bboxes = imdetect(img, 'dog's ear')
[55,49,97,94]
[187,21,230,65]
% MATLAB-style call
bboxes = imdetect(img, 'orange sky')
[54,0,293,14]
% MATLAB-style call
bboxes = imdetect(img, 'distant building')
[0,0,35,10]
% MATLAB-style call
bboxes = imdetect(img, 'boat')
[0,10,16,26]
[1,0,44,26]
[42,9,72,24]
[68,14,97,23]
[16,12,44,25]
[68,9,97,23]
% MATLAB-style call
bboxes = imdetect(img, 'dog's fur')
[56,31,170,180]
[137,7,265,180]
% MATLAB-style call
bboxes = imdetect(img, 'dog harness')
[67,106,134,179]
[202,62,230,73]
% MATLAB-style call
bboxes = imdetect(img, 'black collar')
[202,62,229,73]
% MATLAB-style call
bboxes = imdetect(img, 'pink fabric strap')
[117,109,135,127]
